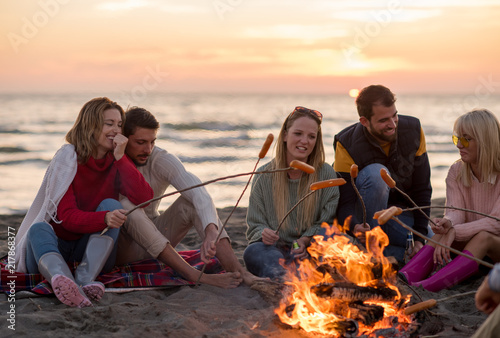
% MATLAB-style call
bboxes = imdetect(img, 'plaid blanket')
[0,250,223,295]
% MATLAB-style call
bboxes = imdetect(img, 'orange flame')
[275,221,412,336]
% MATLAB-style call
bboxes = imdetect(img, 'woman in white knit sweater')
[400,109,500,292]
[244,106,339,280]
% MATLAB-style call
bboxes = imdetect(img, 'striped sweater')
[246,161,339,245]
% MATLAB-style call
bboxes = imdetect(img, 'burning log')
[327,318,359,337]
[312,255,388,281]
[281,303,359,337]
[348,301,384,326]
[372,327,398,336]
[315,263,348,282]
[311,282,398,302]
[314,260,394,284]
[275,225,413,336]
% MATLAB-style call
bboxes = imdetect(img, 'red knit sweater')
[52,153,153,240]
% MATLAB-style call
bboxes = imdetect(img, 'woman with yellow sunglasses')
[400,108,500,291]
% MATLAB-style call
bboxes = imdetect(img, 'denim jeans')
[25,198,122,274]
[243,241,297,280]
[354,163,417,263]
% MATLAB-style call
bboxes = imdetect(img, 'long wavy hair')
[271,107,325,232]
[454,109,500,186]
[65,97,124,163]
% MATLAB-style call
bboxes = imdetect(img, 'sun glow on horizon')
[349,89,360,98]
[1,1,499,93]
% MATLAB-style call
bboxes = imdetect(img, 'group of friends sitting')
[11,84,500,336]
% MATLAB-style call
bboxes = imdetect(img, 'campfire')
[275,220,413,337]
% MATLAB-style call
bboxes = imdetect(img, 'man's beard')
[133,157,149,167]
[368,125,397,143]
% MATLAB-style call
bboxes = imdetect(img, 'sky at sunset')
[1,0,499,94]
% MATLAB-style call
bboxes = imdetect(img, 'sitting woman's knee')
[97,198,123,212]
[471,231,494,247]
[27,222,55,240]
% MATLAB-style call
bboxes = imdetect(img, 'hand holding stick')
[374,207,494,269]
[195,133,274,286]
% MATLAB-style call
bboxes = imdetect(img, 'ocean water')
[1,92,500,215]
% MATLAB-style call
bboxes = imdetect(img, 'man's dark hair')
[355,85,396,120]
[123,107,160,137]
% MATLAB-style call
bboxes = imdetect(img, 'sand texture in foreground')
[0,201,489,337]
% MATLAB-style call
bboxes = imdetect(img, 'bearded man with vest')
[333,85,432,263]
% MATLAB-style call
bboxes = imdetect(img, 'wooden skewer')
[349,164,367,226]
[385,215,494,269]
[274,178,346,234]
[404,290,476,315]
[380,168,438,227]
[100,162,311,236]
[402,205,500,223]
[215,133,274,245]
[194,133,274,286]
[372,203,500,268]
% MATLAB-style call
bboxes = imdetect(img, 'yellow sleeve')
[333,142,355,173]
[416,127,427,156]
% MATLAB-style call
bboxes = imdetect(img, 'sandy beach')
[0,201,490,337]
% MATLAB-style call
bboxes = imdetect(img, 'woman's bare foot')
[240,269,270,286]
[200,271,242,289]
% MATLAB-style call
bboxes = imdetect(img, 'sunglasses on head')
[452,135,472,148]
[289,106,323,121]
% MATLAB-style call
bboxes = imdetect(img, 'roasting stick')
[273,161,316,234]
[194,133,274,286]
[98,154,313,235]
[274,178,347,234]
[374,206,494,269]
[349,164,367,226]
[214,133,275,244]
[404,290,476,315]
[402,205,500,223]
[100,168,289,235]
[380,168,437,227]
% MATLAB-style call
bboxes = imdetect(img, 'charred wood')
[311,282,398,302]
[348,301,384,326]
